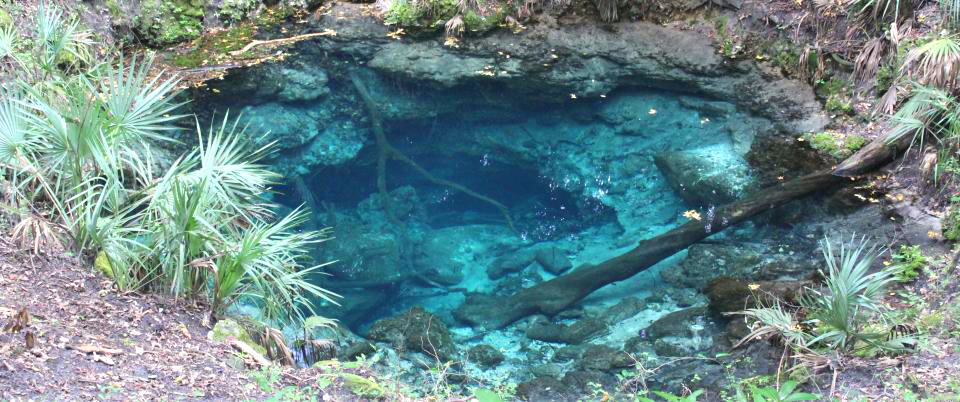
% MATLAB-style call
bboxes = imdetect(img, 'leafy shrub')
[891,244,927,282]
[944,204,960,241]
[747,380,819,402]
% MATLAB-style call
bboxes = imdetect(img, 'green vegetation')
[807,132,866,159]
[218,0,260,25]
[172,23,256,68]
[136,0,205,46]
[891,244,928,282]
[383,0,508,35]
[825,93,854,114]
[0,4,336,329]
[944,203,960,241]
[736,235,911,357]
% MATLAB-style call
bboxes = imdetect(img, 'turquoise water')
[199,63,821,395]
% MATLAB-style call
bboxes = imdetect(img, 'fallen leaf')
[92,353,115,366]
[69,345,123,355]
[3,308,30,333]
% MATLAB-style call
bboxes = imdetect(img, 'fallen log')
[454,134,910,329]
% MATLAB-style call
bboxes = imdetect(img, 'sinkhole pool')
[195,63,830,391]
[196,66,777,331]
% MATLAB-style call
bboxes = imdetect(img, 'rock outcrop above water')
[305,3,826,133]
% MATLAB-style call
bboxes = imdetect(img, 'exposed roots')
[348,71,518,235]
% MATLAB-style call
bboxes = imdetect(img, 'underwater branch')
[455,133,912,329]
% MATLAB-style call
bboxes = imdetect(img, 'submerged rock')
[525,316,608,344]
[365,307,458,361]
[646,307,708,340]
[600,296,647,325]
[575,345,635,371]
[466,344,504,367]
[661,242,817,290]
[487,249,537,279]
[516,376,570,401]
[535,247,573,275]
[531,363,565,378]
[654,143,755,207]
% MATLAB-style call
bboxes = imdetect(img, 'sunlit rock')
[654,143,756,207]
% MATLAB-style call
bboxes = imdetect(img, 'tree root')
[348,71,518,234]
[229,29,338,56]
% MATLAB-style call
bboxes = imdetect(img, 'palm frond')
[802,234,895,350]
[216,207,338,325]
[853,37,887,86]
[0,92,33,165]
[34,1,83,73]
[102,54,186,143]
[182,115,279,221]
[941,0,960,26]
[849,0,914,25]
[901,36,960,90]
[733,304,810,350]
[886,85,960,154]
[0,23,17,62]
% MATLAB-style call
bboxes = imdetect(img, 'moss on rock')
[207,318,268,356]
[94,251,114,279]
[807,131,865,159]
[136,0,205,47]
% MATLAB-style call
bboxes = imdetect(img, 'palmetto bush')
[0,3,338,326]
[801,235,898,352]
[736,235,912,356]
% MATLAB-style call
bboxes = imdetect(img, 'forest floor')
[0,236,385,401]
[0,238,266,400]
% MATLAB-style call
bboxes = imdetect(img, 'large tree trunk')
[454,135,909,329]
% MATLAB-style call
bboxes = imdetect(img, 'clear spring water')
[221,66,773,326]
[202,64,818,390]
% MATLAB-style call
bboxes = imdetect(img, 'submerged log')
[455,135,910,329]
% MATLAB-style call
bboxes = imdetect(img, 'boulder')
[366,307,458,361]
[704,277,753,314]
[207,318,266,356]
[661,242,815,290]
[654,143,755,207]
[535,247,573,275]
[525,317,608,344]
[487,249,537,279]
[600,296,647,325]
[341,341,377,361]
[466,344,504,367]
[576,345,635,371]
